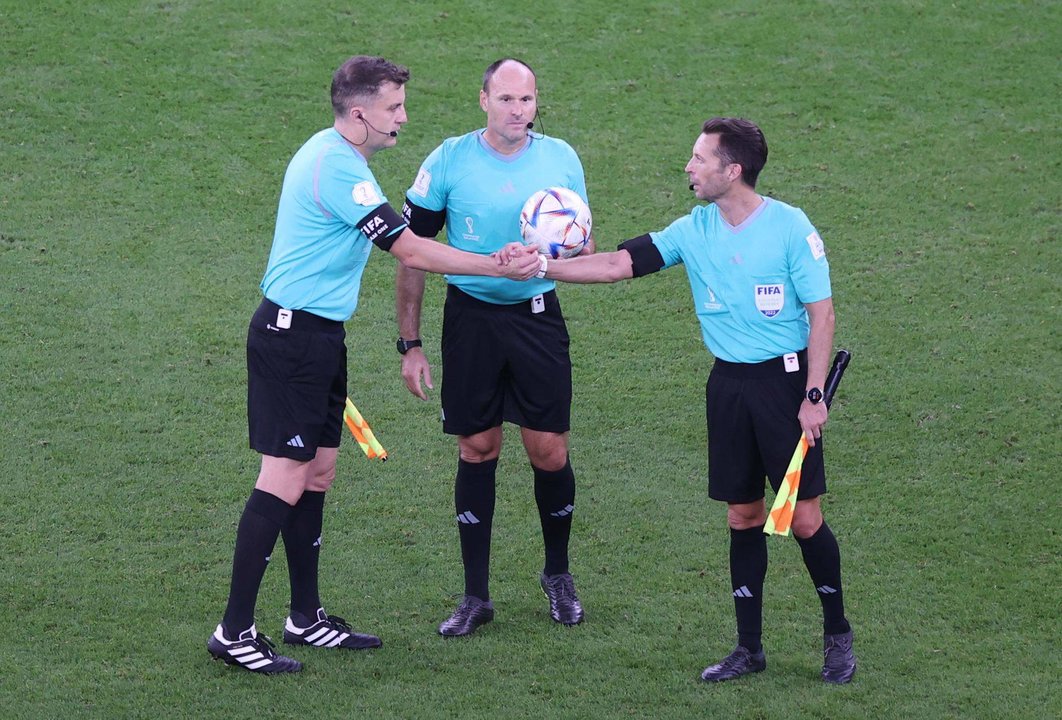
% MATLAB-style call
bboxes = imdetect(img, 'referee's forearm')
[396,263,426,338]
[545,249,633,284]
[390,228,500,277]
[804,298,836,390]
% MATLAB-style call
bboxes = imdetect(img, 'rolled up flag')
[343,397,387,461]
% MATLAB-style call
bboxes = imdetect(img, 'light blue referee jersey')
[406,130,587,304]
[651,197,832,363]
[261,127,399,321]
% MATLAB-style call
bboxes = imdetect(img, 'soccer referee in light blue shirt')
[397,58,593,637]
[207,55,539,675]
[541,117,858,685]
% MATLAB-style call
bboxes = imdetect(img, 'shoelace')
[324,614,354,632]
[547,576,575,600]
[255,632,280,658]
[717,649,751,672]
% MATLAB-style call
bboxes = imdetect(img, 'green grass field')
[1,1,1058,718]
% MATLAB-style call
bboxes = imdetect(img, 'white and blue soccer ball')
[519,187,592,259]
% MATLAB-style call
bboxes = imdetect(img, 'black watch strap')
[397,337,422,355]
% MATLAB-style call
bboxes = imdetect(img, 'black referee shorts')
[246,298,346,461]
[705,350,827,504]
[440,285,571,436]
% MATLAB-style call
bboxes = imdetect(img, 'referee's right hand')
[798,399,828,447]
[494,243,541,280]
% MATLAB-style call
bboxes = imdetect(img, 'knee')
[529,447,568,472]
[458,443,500,464]
[458,430,503,464]
[791,501,824,539]
[727,502,766,530]
[523,431,569,472]
[307,466,336,492]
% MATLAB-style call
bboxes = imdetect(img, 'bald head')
[482,58,536,94]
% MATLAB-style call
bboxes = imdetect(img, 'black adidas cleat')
[207,624,302,674]
[283,608,382,650]
[700,646,767,682]
[540,572,584,625]
[822,630,857,684]
[438,595,495,636]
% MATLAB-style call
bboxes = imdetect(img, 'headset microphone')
[357,114,398,138]
[689,184,695,191]
[526,121,534,130]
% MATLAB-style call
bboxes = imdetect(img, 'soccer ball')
[519,187,592,259]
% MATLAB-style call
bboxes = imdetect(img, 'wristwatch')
[396,337,422,355]
[806,387,823,405]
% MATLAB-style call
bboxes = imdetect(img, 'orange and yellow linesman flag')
[343,397,387,461]
[764,349,851,537]
[764,435,809,536]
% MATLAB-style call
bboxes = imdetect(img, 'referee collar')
[476,129,531,162]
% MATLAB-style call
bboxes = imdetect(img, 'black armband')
[357,203,406,252]
[617,234,664,277]
[403,198,447,238]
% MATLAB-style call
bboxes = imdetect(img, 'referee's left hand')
[401,347,433,401]
[798,400,828,447]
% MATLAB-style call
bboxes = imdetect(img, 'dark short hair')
[482,57,536,93]
[701,117,769,188]
[331,56,410,116]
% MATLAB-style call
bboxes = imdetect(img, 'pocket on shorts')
[247,326,312,383]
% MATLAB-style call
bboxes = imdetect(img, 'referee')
[206,55,539,674]
[397,58,594,636]
[538,117,857,684]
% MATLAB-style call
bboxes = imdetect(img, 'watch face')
[807,388,823,404]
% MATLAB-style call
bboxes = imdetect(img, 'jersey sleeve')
[403,143,450,238]
[405,144,449,213]
[355,203,406,251]
[787,210,832,304]
[649,214,696,269]
[315,150,396,231]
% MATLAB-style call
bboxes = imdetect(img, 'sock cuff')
[247,488,295,526]
[456,458,497,475]
[457,457,499,478]
[795,520,834,547]
[294,490,326,513]
[531,457,573,482]
[730,525,767,543]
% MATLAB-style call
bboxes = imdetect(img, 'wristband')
[535,255,549,279]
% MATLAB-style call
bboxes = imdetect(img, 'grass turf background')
[1,1,1058,718]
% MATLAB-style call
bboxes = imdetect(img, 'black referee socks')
[455,458,498,601]
[221,489,294,637]
[795,521,851,636]
[729,525,768,653]
[533,458,576,577]
[282,490,326,625]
